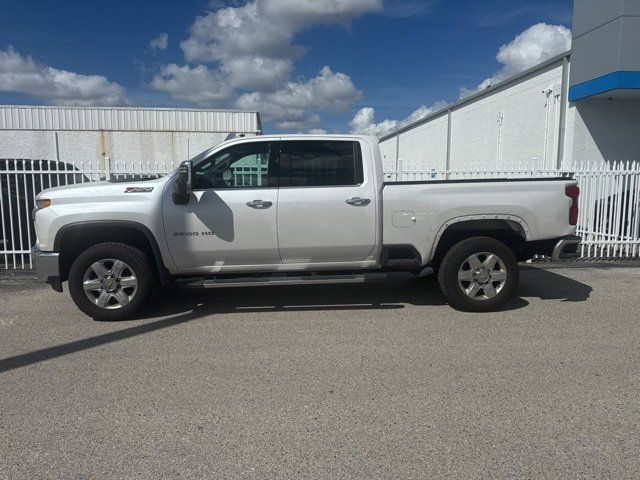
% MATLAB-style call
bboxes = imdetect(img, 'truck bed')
[381,176,578,264]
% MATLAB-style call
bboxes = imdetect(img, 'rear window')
[280,141,363,187]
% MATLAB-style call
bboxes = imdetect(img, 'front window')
[192,141,275,189]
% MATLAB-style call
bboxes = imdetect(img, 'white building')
[379,50,640,174]
[0,105,262,169]
[379,0,640,173]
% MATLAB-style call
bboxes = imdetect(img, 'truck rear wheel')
[68,242,156,321]
[437,236,518,312]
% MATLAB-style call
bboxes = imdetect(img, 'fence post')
[104,156,111,181]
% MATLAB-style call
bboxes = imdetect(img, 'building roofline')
[0,104,262,133]
[379,49,571,142]
[0,104,260,115]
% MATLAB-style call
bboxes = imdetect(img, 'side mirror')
[173,161,192,205]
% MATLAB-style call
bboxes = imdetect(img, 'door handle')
[246,199,273,209]
[345,197,371,206]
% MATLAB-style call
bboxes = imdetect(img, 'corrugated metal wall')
[0,105,262,169]
[0,106,261,133]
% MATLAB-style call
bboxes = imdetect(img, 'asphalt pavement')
[1,265,639,479]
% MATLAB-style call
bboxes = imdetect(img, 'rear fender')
[428,215,531,264]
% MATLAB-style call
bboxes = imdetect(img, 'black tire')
[68,242,156,321]
[437,236,519,312]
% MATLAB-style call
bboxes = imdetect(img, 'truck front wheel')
[68,242,156,321]
[437,237,519,312]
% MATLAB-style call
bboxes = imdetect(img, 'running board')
[175,272,391,289]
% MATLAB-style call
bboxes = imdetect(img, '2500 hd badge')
[173,231,215,237]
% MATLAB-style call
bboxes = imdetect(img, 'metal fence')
[2,158,640,269]
[0,158,172,269]
[0,158,270,269]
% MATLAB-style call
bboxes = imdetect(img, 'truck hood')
[37,175,172,200]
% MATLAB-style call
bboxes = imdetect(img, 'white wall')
[450,64,563,170]
[0,130,231,169]
[564,98,640,167]
[380,61,565,171]
[379,135,397,172]
[399,113,449,171]
[379,56,640,173]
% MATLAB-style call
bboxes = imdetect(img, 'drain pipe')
[556,55,570,170]
[542,87,553,169]
[495,112,503,169]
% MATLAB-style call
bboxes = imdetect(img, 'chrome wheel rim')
[82,259,138,309]
[457,252,507,301]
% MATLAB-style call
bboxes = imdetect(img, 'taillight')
[565,185,579,226]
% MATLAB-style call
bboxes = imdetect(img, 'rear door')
[276,139,377,264]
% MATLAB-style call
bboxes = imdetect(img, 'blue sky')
[0,0,573,134]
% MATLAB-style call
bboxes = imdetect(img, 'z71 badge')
[125,187,154,193]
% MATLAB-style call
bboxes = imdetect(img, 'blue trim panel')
[569,71,640,101]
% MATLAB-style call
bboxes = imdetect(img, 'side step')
[175,272,391,289]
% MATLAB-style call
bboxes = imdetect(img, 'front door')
[276,139,377,265]
[163,140,280,272]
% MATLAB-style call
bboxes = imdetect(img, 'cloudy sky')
[0,0,573,135]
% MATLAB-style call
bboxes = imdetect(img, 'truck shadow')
[137,266,592,320]
[516,266,593,302]
[0,267,592,373]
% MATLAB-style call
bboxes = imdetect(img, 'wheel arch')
[428,217,529,267]
[54,220,171,285]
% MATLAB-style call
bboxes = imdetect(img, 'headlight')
[36,198,52,210]
[32,198,52,220]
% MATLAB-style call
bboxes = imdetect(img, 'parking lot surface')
[1,265,640,479]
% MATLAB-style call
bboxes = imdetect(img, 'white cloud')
[181,2,297,67]
[236,66,361,129]
[262,0,383,30]
[350,102,447,137]
[0,46,128,106]
[183,0,382,62]
[350,107,398,137]
[462,23,571,96]
[149,0,378,128]
[308,128,327,134]
[149,33,169,51]
[221,56,292,92]
[150,64,233,106]
[179,0,381,92]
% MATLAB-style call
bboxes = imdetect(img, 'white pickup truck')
[32,135,581,320]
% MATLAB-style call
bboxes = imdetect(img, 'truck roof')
[190,133,377,164]
[231,133,376,141]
